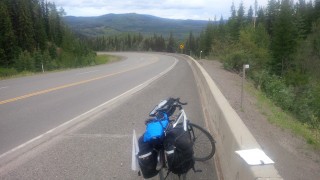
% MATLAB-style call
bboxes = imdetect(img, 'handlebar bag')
[143,114,169,142]
[137,136,159,179]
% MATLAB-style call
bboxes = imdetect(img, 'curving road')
[0,52,216,179]
[0,53,175,155]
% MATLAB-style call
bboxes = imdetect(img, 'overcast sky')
[53,0,270,20]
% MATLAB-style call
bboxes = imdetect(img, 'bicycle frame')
[172,109,188,131]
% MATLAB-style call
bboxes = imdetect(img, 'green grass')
[246,82,320,149]
[94,54,121,65]
[0,69,35,80]
[0,54,121,80]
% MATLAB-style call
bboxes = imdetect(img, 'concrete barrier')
[186,56,282,180]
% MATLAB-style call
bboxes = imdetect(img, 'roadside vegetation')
[86,32,179,53]
[94,54,120,65]
[246,82,320,149]
[0,54,119,80]
[196,0,320,148]
[0,0,97,78]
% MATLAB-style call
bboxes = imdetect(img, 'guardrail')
[187,56,282,180]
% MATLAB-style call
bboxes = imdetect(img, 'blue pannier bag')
[143,113,169,142]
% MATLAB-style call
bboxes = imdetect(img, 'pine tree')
[42,0,50,38]
[266,0,280,35]
[248,6,254,25]
[186,31,196,55]
[256,8,266,26]
[167,32,175,53]
[228,2,239,41]
[315,0,320,21]
[33,1,47,51]
[271,0,297,75]
[231,2,236,18]
[0,1,17,67]
[237,2,245,27]
[17,0,35,52]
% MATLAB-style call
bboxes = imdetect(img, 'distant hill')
[63,13,210,39]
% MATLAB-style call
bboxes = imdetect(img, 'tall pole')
[241,64,249,109]
[200,51,202,60]
[241,65,245,109]
[41,62,44,73]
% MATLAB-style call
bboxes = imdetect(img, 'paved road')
[0,53,175,155]
[0,53,216,179]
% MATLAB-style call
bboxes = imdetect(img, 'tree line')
[0,0,95,76]
[198,0,320,130]
[85,32,185,53]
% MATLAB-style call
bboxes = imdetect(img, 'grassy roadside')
[94,54,121,65]
[0,54,121,80]
[245,82,320,149]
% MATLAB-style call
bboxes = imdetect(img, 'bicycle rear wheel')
[188,123,215,161]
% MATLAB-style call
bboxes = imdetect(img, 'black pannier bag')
[137,136,159,179]
[164,124,195,176]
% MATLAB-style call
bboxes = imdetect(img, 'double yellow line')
[0,59,157,105]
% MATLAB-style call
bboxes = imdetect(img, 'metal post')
[200,51,202,60]
[241,64,249,109]
[41,62,44,73]
[241,65,245,109]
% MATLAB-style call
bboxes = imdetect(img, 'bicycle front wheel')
[188,123,215,161]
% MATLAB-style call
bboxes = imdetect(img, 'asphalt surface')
[0,53,217,179]
[0,52,174,155]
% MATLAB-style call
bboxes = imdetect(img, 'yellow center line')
[0,59,158,105]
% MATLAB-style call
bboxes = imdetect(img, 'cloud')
[53,0,269,20]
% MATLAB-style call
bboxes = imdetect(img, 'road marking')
[76,70,99,75]
[65,134,131,138]
[0,57,178,160]
[0,59,157,105]
[0,86,8,90]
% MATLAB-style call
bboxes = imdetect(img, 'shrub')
[251,70,269,90]
[223,50,249,72]
[292,87,314,124]
[15,51,35,72]
[310,83,320,128]
[261,75,295,111]
[0,67,18,77]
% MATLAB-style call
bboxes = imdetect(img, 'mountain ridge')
[63,13,211,38]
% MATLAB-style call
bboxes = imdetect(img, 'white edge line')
[0,86,8,90]
[0,57,178,160]
[76,70,99,75]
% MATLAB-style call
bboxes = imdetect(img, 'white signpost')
[131,130,139,171]
[241,64,250,109]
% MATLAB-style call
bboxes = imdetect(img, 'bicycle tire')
[188,123,215,161]
[159,168,187,180]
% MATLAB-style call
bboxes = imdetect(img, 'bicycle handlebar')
[174,98,187,106]
[149,97,187,117]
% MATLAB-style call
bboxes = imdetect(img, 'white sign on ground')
[235,148,274,165]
